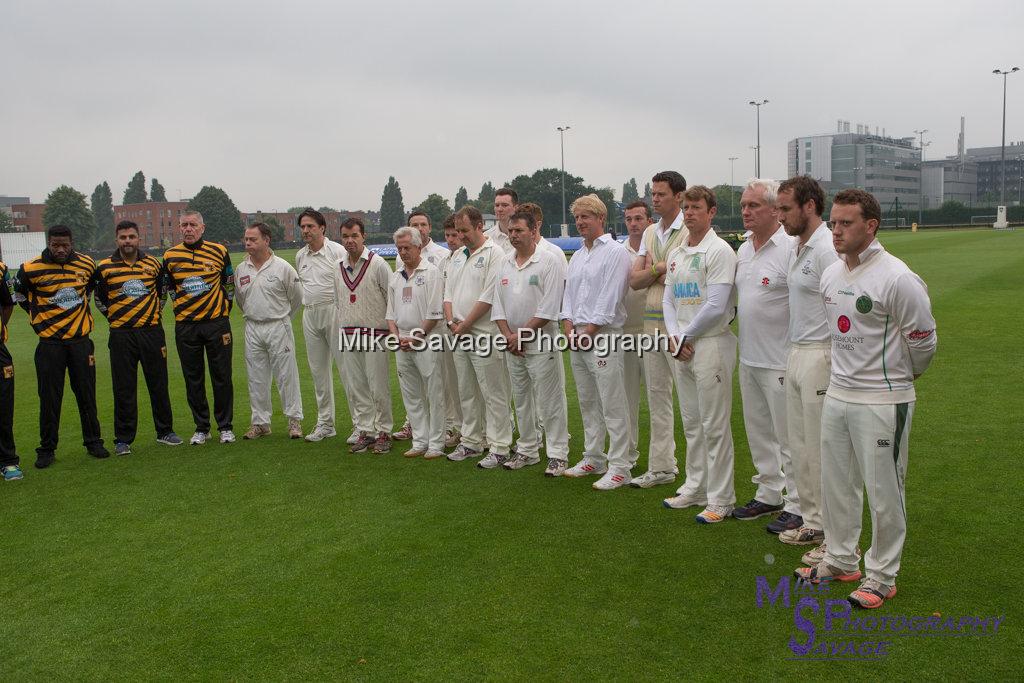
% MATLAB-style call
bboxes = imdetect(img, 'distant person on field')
[0,259,23,481]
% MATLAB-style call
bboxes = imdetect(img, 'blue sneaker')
[3,465,23,481]
[733,499,784,521]
[156,432,183,446]
[767,511,803,534]
[114,442,132,456]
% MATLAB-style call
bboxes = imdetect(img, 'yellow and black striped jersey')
[162,240,234,322]
[14,250,96,340]
[0,261,15,344]
[93,251,165,328]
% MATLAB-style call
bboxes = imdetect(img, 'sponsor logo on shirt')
[838,288,855,297]
[501,278,509,286]
[673,282,702,300]
[908,329,934,340]
[182,276,211,297]
[877,439,891,447]
[51,287,83,310]
[837,315,851,333]
[121,279,149,299]
[239,275,251,286]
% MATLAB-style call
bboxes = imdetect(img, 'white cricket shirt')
[662,229,737,338]
[295,238,346,306]
[386,260,444,336]
[491,248,564,353]
[788,222,839,344]
[637,210,684,257]
[421,240,450,268]
[444,237,504,336]
[234,253,303,322]
[736,226,794,370]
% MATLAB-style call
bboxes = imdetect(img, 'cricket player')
[732,180,800,524]
[660,186,738,523]
[484,187,517,254]
[163,210,236,445]
[492,210,569,474]
[630,171,689,489]
[622,201,652,478]
[234,223,304,440]
[0,260,22,481]
[15,225,109,466]
[795,189,936,610]
[386,227,446,459]
[444,206,513,467]
[337,217,394,454]
[94,220,181,455]
[295,208,348,443]
[519,202,570,270]
[774,176,839,549]
[560,194,635,490]
[436,215,463,449]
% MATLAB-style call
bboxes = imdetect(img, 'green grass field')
[1,230,1021,680]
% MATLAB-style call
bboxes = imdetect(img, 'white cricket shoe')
[629,471,677,489]
[563,458,607,478]
[593,471,630,490]
[189,431,209,446]
[304,425,337,443]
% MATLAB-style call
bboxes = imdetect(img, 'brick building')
[114,201,190,248]
[10,203,46,233]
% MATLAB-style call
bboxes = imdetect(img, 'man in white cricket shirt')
[795,189,936,611]
[437,215,464,449]
[294,209,348,443]
[732,179,801,526]
[560,194,635,491]
[337,217,394,455]
[386,227,446,459]
[661,186,738,523]
[519,202,569,271]
[484,187,517,255]
[621,201,651,475]
[234,223,304,440]
[492,210,569,475]
[391,210,452,442]
[444,206,513,467]
[629,171,689,489]
[774,176,839,551]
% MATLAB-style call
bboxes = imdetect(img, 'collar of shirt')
[305,239,334,256]
[508,249,542,270]
[242,251,276,272]
[625,239,642,256]
[841,239,885,269]
[743,225,790,252]
[464,237,494,259]
[583,233,614,251]
[683,229,717,253]
[400,261,429,280]
[656,211,684,236]
[807,222,831,250]
[344,247,371,270]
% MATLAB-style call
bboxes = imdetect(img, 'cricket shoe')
[392,422,413,441]
[544,459,567,477]
[563,458,607,478]
[503,452,541,470]
[189,431,209,446]
[593,471,630,491]
[243,424,271,440]
[288,418,303,439]
[802,544,862,567]
[629,471,676,489]
[766,511,803,534]
[371,432,393,454]
[780,526,825,546]
[446,444,481,462]
[304,425,337,443]
[156,432,183,446]
[477,451,509,469]
[848,578,897,609]
[444,429,461,449]
[114,442,132,456]
[732,499,783,521]
[2,465,23,481]
[350,432,375,453]
[696,505,734,524]
[423,450,445,460]
[404,447,427,458]
[794,562,862,585]
[220,430,236,444]
[346,430,360,445]
[662,491,708,509]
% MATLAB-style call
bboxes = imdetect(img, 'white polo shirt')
[662,229,737,338]
[484,224,514,254]
[444,237,504,336]
[637,211,684,257]
[736,226,794,370]
[421,240,450,268]
[560,233,631,328]
[385,260,444,336]
[788,222,839,344]
[537,237,569,277]
[234,253,303,322]
[295,238,346,305]
[492,248,564,353]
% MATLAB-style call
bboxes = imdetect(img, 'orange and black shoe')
[794,562,862,585]
[848,579,897,609]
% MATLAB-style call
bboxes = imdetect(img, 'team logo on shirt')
[801,261,812,275]
[688,255,702,271]
[414,275,425,286]
[761,277,771,287]
[121,279,149,299]
[182,276,211,297]
[528,275,539,286]
[855,295,873,314]
[837,315,851,333]
[501,278,509,286]
[474,256,485,268]
[51,287,83,310]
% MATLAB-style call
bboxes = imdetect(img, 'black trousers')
[0,342,17,467]
[175,318,233,432]
[35,337,103,455]
[109,325,174,443]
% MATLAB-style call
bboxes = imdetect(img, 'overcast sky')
[3,0,1022,213]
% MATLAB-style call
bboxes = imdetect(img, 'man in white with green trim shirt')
[560,194,635,490]
[775,176,840,552]
[795,189,936,611]
[628,172,689,489]
[732,179,800,526]
[484,188,517,255]
[444,206,513,467]
[386,227,446,460]
[661,186,738,523]
[492,210,569,475]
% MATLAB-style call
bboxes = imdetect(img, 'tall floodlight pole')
[914,129,929,225]
[729,156,738,216]
[749,99,769,177]
[557,126,571,230]
[993,68,1019,204]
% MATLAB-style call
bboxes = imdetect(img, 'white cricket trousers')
[641,345,679,474]
[506,351,569,460]
[244,319,303,425]
[569,329,636,474]
[821,398,914,587]
[739,362,799,513]
[440,338,462,431]
[396,348,445,452]
[623,337,643,466]
[674,332,737,507]
[453,346,512,455]
[786,343,831,530]
[302,302,345,429]
[338,339,393,435]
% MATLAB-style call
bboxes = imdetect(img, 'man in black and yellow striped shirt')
[0,260,23,481]
[162,210,236,445]
[94,221,182,454]
[14,225,109,467]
